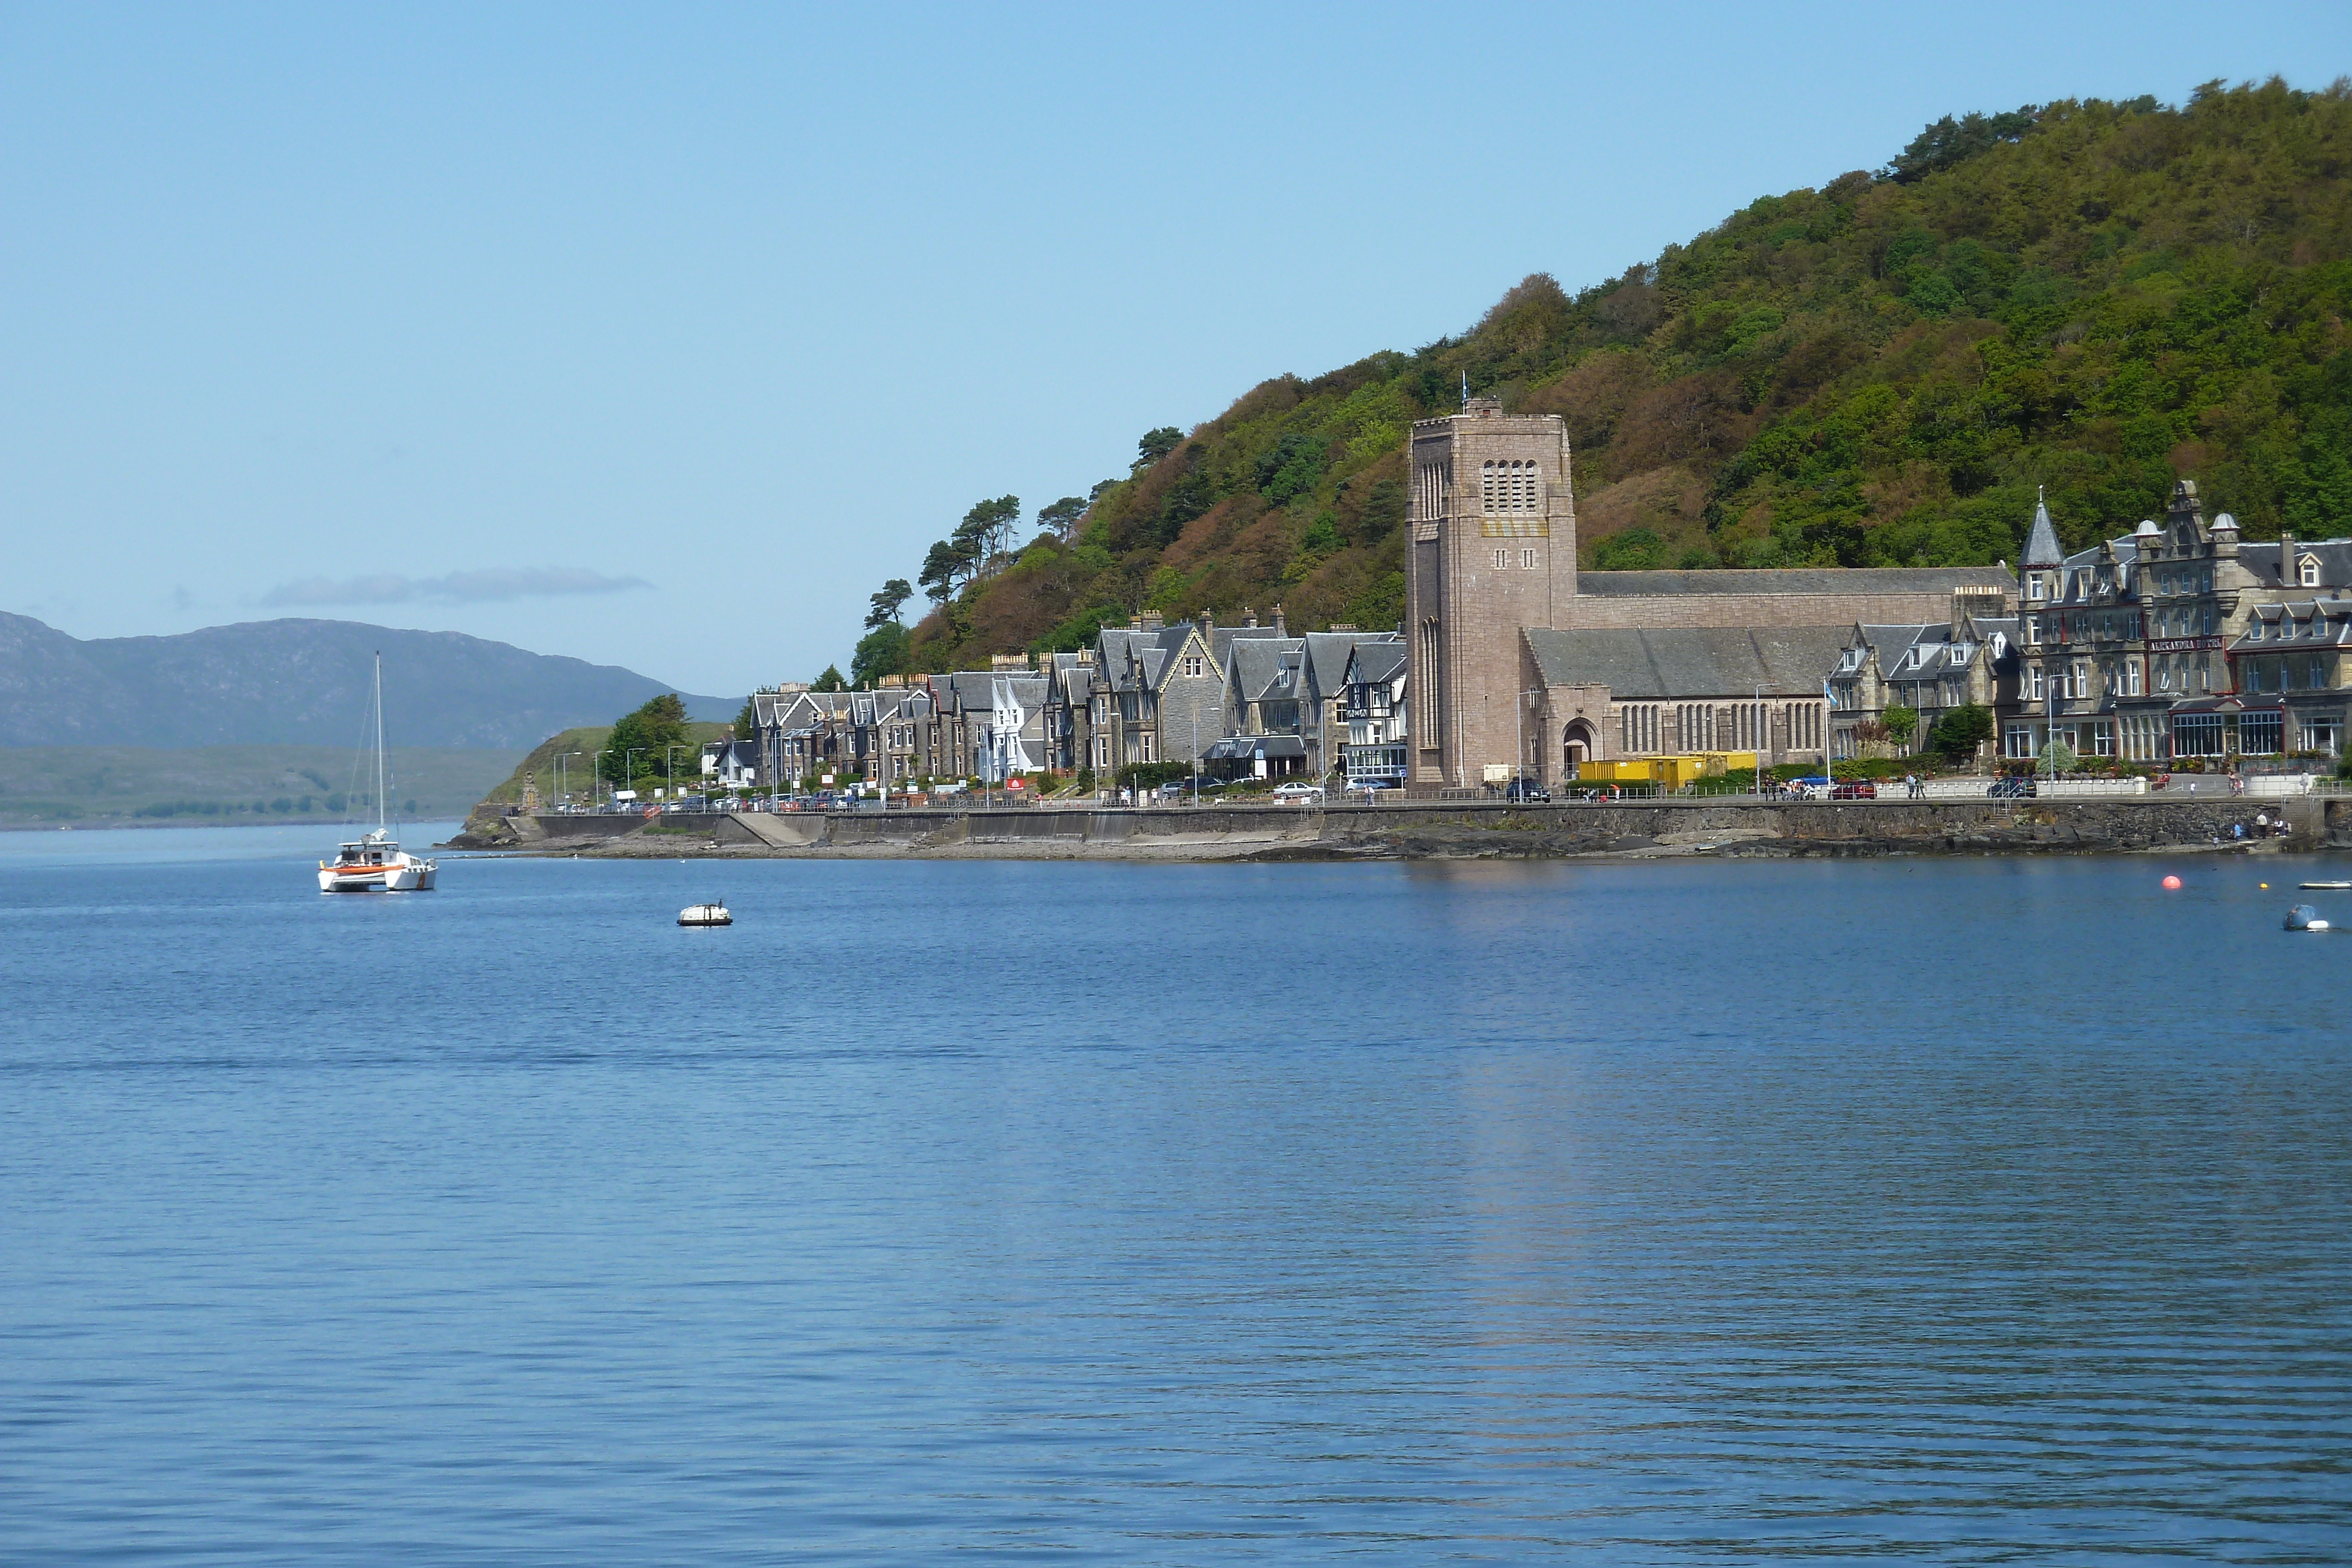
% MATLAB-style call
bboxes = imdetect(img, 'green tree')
[733,697,758,738]
[812,666,847,693]
[1883,704,1919,748]
[918,540,960,604]
[1035,496,1088,538]
[600,693,689,784]
[866,579,913,630]
[1928,703,1993,759]
[850,623,909,687]
[1133,427,1184,473]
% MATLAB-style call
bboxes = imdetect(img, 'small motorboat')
[679,902,732,927]
[2286,904,2331,932]
[2299,881,2352,890]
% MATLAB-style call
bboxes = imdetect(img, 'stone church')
[1406,398,2015,788]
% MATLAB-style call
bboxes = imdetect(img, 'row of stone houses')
[733,611,1405,790]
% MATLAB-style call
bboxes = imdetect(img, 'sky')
[4,4,2347,697]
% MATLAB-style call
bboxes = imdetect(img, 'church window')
[1418,619,1440,729]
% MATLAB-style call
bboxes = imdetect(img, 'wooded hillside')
[882,79,2350,676]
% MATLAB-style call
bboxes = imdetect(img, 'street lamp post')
[1754,687,1764,797]
[666,743,686,803]
[592,749,611,810]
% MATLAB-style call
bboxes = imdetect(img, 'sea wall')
[480,794,2343,860]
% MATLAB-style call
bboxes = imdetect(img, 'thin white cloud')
[260,567,653,607]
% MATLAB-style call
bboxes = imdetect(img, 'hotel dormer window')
[2301,554,2322,587]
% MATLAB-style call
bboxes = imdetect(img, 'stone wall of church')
[1568,588,1993,631]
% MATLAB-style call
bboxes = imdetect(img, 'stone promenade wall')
[483,795,2343,860]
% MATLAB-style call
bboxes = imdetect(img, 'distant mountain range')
[0,613,737,749]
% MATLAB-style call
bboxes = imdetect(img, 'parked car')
[1270,782,1325,803]
[1344,778,1399,798]
[1828,781,1876,800]
[1504,777,1551,803]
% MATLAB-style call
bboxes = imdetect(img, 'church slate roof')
[1524,625,1853,700]
[1577,567,2014,597]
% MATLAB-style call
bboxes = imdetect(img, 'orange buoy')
[2162,875,2182,890]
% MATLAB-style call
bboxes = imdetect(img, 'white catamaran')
[318,654,439,894]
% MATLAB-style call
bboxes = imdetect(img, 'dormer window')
[2301,554,2321,587]
[1950,644,1972,666]
[2248,621,2264,642]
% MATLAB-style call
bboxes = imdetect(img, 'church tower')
[1404,398,1575,788]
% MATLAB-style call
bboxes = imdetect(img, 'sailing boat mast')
[374,651,387,833]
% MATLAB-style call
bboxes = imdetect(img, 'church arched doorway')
[1562,720,1595,773]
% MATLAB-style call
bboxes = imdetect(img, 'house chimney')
[1139,609,1163,631]
[1271,603,1287,636]
[1197,608,1212,635]
[1243,606,1257,628]
[2281,530,2298,591]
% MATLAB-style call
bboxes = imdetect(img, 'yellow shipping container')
[1578,753,1759,790]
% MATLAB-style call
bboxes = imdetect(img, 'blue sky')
[4,4,2346,696]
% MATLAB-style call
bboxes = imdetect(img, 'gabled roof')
[1525,624,1851,700]
[1299,630,1396,698]
[1343,640,1407,687]
[1225,636,1305,702]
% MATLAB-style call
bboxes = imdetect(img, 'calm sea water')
[2,824,2347,1564]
